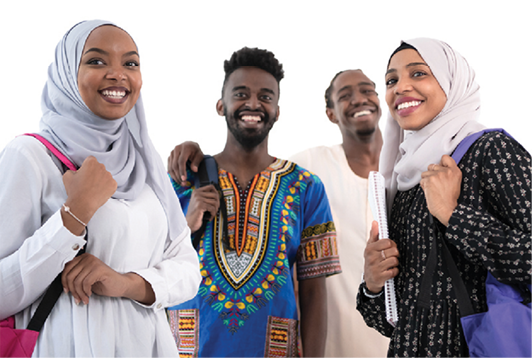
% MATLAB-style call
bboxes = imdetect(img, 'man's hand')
[363,221,400,294]
[420,155,462,226]
[167,141,204,185]
[186,185,220,232]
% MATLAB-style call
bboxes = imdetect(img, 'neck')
[341,127,383,178]
[215,132,275,185]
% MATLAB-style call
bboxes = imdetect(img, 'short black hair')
[324,70,346,109]
[222,47,284,95]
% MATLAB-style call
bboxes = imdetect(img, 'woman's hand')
[363,221,400,294]
[167,141,204,185]
[61,253,155,305]
[420,155,462,226]
[186,185,220,232]
[61,156,117,234]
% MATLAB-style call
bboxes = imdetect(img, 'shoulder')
[0,135,51,168]
[289,145,340,168]
[465,130,530,164]
[280,159,322,186]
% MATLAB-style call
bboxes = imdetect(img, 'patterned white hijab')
[39,20,187,241]
[380,38,485,212]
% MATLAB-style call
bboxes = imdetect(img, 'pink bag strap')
[23,133,77,171]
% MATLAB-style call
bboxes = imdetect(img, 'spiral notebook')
[368,171,399,327]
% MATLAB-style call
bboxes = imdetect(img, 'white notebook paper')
[368,171,398,327]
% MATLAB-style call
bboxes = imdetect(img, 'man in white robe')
[290,69,390,357]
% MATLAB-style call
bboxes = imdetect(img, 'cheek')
[385,90,395,112]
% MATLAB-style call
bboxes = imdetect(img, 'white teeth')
[241,115,261,122]
[102,90,126,98]
[397,101,422,110]
[353,110,371,118]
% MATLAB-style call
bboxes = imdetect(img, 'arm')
[0,139,87,319]
[63,174,202,308]
[295,170,342,355]
[131,173,201,309]
[298,276,326,357]
[355,221,398,338]
[445,134,531,283]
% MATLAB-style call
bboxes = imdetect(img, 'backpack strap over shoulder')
[191,155,227,250]
[418,128,507,312]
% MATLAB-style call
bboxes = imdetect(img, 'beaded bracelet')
[63,204,87,227]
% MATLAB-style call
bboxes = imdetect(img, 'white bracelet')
[63,204,87,227]
[361,273,384,298]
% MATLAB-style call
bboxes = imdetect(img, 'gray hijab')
[39,20,188,241]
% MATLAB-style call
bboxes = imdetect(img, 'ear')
[274,106,280,123]
[326,107,339,124]
[216,99,224,116]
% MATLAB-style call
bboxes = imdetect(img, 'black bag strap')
[191,155,227,250]
[417,215,474,317]
[27,234,87,332]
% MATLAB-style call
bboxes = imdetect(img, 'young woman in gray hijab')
[356,38,531,356]
[0,20,201,356]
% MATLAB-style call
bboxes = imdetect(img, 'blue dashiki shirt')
[167,158,341,357]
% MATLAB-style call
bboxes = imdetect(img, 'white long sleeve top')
[0,135,201,357]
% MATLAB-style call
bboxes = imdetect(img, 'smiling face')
[385,49,447,131]
[77,25,142,120]
[217,66,280,151]
[326,70,381,139]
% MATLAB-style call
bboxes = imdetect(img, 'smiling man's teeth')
[241,115,261,122]
[397,101,422,110]
[353,110,371,118]
[102,90,126,98]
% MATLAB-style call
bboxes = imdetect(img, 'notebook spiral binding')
[368,171,399,327]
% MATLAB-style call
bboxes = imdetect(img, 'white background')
[1,1,530,162]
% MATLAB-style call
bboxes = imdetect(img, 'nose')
[105,65,126,81]
[246,96,261,110]
[394,76,412,95]
[350,92,368,107]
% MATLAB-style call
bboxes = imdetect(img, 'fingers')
[186,185,221,232]
[61,254,115,305]
[167,142,204,185]
[62,254,94,305]
[368,221,379,243]
[186,142,204,173]
[440,154,457,168]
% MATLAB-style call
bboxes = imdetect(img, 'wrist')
[361,273,384,298]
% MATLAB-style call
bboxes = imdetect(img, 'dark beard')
[225,108,275,151]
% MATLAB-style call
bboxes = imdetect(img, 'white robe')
[0,136,201,357]
[291,144,390,357]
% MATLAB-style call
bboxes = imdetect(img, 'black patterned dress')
[357,132,532,357]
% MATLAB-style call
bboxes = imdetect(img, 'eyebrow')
[386,62,429,75]
[337,81,375,93]
[231,86,276,95]
[83,48,139,58]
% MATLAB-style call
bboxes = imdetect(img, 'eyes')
[385,70,428,87]
[338,88,377,101]
[85,58,140,68]
[233,92,273,102]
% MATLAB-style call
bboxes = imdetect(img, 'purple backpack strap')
[23,133,77,171]
[451,128,513,164]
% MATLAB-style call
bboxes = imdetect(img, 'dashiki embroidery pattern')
[168,159,341,357]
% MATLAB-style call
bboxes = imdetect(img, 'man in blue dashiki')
[166,47,341,357]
